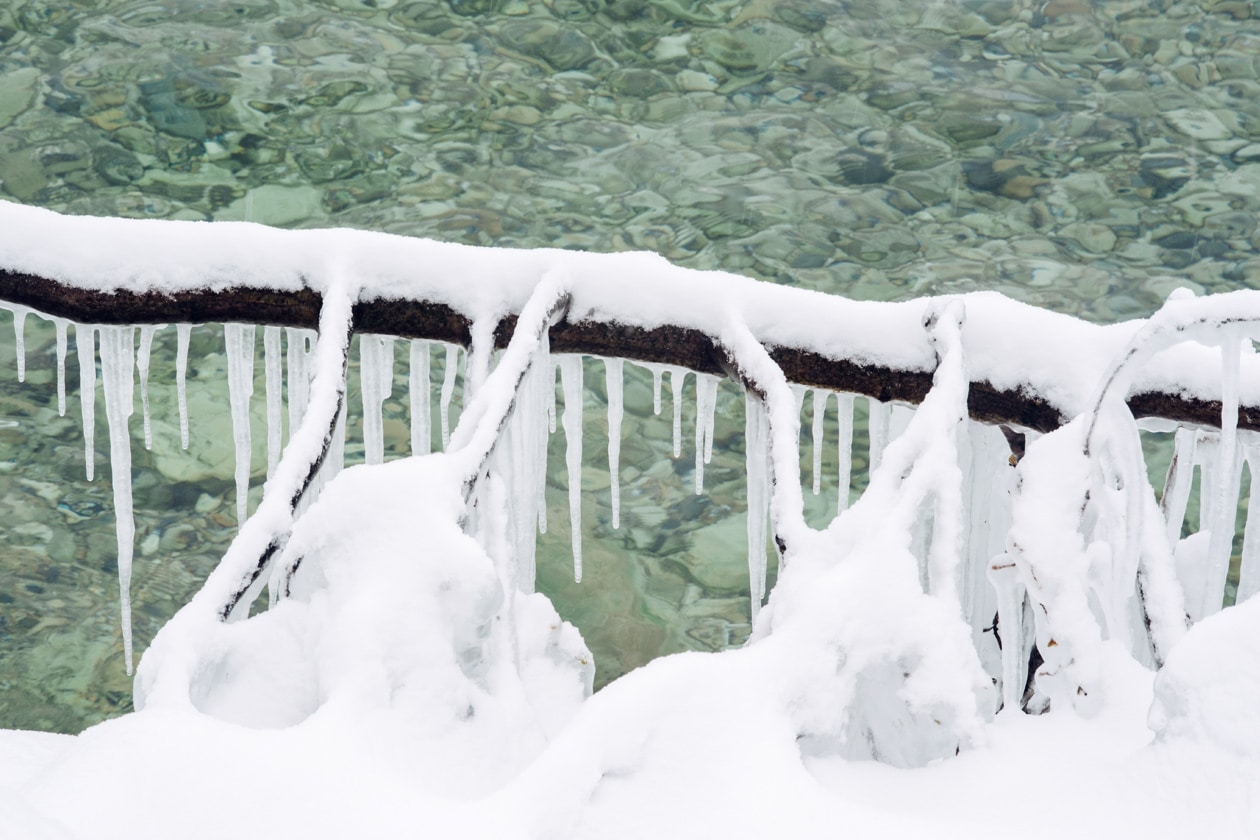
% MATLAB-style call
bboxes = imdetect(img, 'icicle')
[505,330,552,594]
[440,344,458,450]
[409,339,431,456]
[652,366,663,415]
[224,323,256,526]
[694,373,720,494]
[98,326,136,675]
[77,325,96,481]
[548,360,558,434]
[176,324,191,450]
[1160,426,1197,546]
[989,554,1027,713]
[1238,447,1260,604]
[745,391,769,621]
[286,328,316,435]
[264,326,283,478]
[702,375,718,464]
[136,325,158,450]
[836,393,854,515]
[606,357,624,528]
[811,389,828,495]
[54,318,67,416]
[669,366,687,458]
[1203,332,1243,619]
[360,334,394,466]
[12,305,27,382]
[868,396,890,472]
[559,355,584,582]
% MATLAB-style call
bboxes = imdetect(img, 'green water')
[2,0,1260,731]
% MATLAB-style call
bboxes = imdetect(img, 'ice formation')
[669,366,686,458]
[75,324,96,481]
[604,357,623,529]
[558,355,584,582]
[743,391,769,620]
[175,323,191,449]
[694,373,719,494]
[440,344,458,450]
[409,339,431,456]
[136,325,158,450]
[224,323,256,525]
[811,389,827,495]
[359,334,394,466]
[264,326,283,477]
[53,316,67,416]
[98,325,136,674]
[12,303,26,382]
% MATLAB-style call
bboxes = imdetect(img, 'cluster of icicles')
[1,300,900,674]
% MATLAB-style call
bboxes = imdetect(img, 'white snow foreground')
[0,207,1258,836]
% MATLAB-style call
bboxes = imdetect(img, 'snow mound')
[1150,594,1260,757]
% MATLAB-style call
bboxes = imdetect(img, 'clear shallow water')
[2,0,1260,730]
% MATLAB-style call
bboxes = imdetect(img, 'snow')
[1,204,1259,837]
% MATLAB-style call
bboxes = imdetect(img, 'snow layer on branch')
[8,203,1260,420]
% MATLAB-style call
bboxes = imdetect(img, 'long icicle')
[440,344,458,450]
[54,317,68,416]
[98,326,136,675]
[360,334,394,466]
[77,325,97,481]
[812,389,828,495]
[1238,447,1260,604]
[868,396,890,472]
[836,393,854,515]
[670,366,687,458]
[409,339,431,456]
[12,305,27,382]
[1204,331,1243,618]
[694,373,719,494]
[225,323,256,526]
[286,328,315,438]
[264,326,283,478]
[744,390,770,621]
[136,325,158,450]
[538,349,553,536]
[606,357,624,528]
[176,324,191,450]
[559,355,584,582]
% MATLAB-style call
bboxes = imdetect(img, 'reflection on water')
[3,0,1260,730]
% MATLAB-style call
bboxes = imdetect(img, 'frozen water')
[811,389,828,496]
[53,316,67,416]
[176,323,191,450]
[744,391,769,621]
[224,323,256,525]
[97,325,136,675]
[559,355,584,582]
[441,344,458,450]
[604,357,623,529]
[136,324,158,450]
[359,334,394,466]
[75,324,96,481]
[409,339,431,456]
[264,326,283,477]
